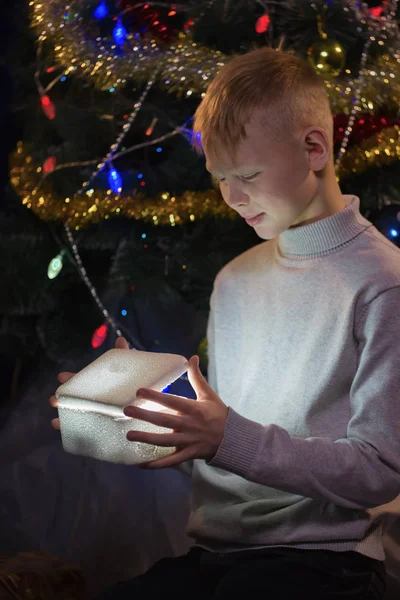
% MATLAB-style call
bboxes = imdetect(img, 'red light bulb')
[43,156,57,174]
[91,324,108,348]
[255,14,270,34]
[41,95,56,120]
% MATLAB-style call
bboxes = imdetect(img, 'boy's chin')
[253,222,288,241]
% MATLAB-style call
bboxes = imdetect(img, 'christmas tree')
[4,0,400,378]
[2,3,400,595]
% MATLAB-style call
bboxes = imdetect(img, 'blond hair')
[192,44,333,163]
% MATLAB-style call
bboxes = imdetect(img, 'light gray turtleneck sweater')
[181,195,400,562]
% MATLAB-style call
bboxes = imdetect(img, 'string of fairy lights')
[34,0,219,349]
[10,0,400,349]
[64,63,163,347]
[333,37,373,172]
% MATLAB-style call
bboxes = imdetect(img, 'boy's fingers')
[49,394,58,408]
[57,372,75,383]
[51,371,75,411]
[115,336,129,350]
[51,418,60,430]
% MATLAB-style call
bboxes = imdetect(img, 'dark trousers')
[97,545,386,599]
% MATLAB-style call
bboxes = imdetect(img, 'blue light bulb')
[108,167,123,193]
[94,1,108,19]
[113,19,127,46]
[390,229,399,238]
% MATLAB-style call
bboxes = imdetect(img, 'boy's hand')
[124,355,229,469]
[48,336,130,430]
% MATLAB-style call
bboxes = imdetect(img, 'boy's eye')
[241,172,260,181]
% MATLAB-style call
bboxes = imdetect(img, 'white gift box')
[56,348,189,465]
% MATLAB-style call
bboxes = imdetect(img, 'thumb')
[187,355,210,396]
[57,372,75,384]
[115,336,129,350]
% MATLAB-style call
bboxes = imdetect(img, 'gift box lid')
[56,348,189,408]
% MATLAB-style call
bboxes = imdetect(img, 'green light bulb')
[47,253,64,279]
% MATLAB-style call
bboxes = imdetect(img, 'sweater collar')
[277,195,372,259]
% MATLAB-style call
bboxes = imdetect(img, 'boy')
[50,46,400,598]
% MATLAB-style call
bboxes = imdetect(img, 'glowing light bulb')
[255,14,270,33]
[146,116,158,136]
[91,324,109,348]
[108,167,123,193]
[47,251,65,279]
[41,95,56,120]
[113,20,127,46]
[43,156,57,174]
[369,6,384,18]
[94,1,108,19]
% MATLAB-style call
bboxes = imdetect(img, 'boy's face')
[205,117,323,240]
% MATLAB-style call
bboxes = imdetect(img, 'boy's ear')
[303,127,330,172]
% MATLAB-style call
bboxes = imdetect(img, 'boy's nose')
[223,184,249,210]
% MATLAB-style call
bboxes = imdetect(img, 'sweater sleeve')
[208,286,400,510]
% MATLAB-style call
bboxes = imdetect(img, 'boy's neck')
[290,166,345,229]
[278,194,369,258]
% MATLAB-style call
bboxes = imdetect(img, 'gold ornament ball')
[307,40,346,78]
[197,336,208,367]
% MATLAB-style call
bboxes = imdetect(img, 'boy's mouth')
[245,213,265,226]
